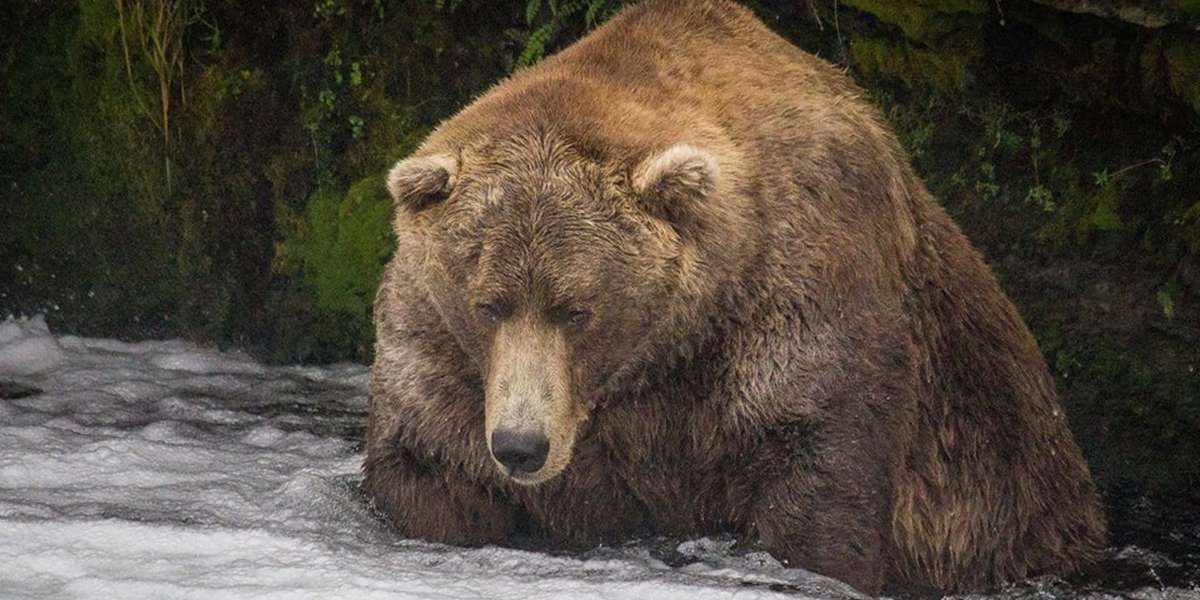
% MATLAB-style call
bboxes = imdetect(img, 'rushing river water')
[1,315,1196,599]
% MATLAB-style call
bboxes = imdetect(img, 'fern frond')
[517,23,555,68]
[526,0,543,25]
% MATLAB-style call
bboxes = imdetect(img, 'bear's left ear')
[632,144,719,225]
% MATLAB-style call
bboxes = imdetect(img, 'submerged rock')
[0,380,42,399]
[0,315,64,376]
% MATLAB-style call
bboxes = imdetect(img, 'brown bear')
[363,0,1106,593]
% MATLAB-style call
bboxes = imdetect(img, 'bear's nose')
[491,430,550,475]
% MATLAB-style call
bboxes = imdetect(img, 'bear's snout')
[490,429,550,476]
[484,316,581,484]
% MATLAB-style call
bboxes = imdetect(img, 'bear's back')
[422,0,876,177]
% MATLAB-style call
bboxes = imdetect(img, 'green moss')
[276,176,396,358]
[850,34,975,93]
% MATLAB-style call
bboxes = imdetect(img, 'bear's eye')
[476,302,505,323]
[566,309,593,328]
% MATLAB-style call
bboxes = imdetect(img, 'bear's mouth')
[506,468,546,485]
[496,461,563,486]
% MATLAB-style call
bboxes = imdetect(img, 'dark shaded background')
[1,0,1197,512]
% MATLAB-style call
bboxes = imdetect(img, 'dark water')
[469,471,1200,599]
[443,465,1200,598]
[881,484,1200,598]
[1049,487,1200,598]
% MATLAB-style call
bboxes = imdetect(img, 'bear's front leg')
[748,419,894,595]
[363,446,517,546]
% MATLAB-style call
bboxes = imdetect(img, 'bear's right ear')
[386,153,458,210]
[631,144,719,227]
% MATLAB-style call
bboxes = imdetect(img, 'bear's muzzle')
[484,316,580,485]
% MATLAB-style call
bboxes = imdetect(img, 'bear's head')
[386,128,750,485]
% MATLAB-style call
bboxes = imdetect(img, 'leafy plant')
[516,0,626,68]
[114,0,201,188]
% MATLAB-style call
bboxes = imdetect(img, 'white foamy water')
[0,315,866,599]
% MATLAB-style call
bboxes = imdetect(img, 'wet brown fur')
[363,0,1106,593]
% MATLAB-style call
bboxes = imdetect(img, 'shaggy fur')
[364,0,1106,593]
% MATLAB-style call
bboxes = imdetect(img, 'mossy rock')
[840,0,992,43]
[849,33,977,92]
[1031,0,1200,28]
[1158,33,1200,114]
[1133,31,1200,117]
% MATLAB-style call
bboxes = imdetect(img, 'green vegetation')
[1,0,520,360]
[275,177,395,360]
[0,0,1196,498]
[516,0,626,66]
